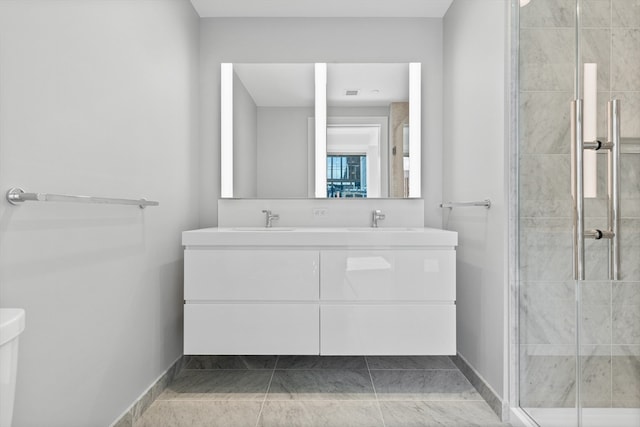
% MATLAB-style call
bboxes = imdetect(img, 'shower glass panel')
[517,0,640,426]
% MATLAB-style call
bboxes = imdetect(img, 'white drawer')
[185,250,319,301]
[320,304,456,355]
[184,303,319,355]
[320,250,455,301]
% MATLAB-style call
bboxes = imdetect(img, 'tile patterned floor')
[135,356,511,427]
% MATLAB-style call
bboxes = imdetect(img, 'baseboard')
[450,353,507,421]
[110,355,186,427]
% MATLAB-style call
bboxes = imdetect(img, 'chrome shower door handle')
[608,99,620,280]
[571,99,621,281]
[571,99,585,281]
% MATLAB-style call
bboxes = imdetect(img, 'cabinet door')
[185,303,319,355]
[320,304,456,355]
[185,250,319,301]
[320,250,455,301]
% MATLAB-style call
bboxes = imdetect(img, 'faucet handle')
[262,209,279,227]
[372,209,385,227]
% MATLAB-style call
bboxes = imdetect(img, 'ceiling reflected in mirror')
[327,63,409,107]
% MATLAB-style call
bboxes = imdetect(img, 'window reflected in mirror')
[327,154,367,198]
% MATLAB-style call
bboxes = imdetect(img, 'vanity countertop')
[182,227,457,247]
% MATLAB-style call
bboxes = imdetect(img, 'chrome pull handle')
[571,99,621,281]
[608,100,620,280]
[571,100,585,281]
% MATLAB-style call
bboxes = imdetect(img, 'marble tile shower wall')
[518,0,640,409]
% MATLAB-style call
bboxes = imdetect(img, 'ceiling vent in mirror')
[344,89,359,96]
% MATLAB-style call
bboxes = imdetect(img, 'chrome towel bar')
[6,188,159,209]
[440,199,491,209]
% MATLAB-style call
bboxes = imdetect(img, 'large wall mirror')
[221,62,421,199]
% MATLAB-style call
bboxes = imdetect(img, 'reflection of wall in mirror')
[257,107,313,198]
[233,70,312,199]
[230,63,315,199]
[233,71,257,198]
[390,102,409,198]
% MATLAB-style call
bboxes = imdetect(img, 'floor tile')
[267,369,375,400]
[277,355,367,370]
[134,400,262,427]
[185,355,278,370]
[133,357,508,426]
[157,369,272,401]
[257,401,384,427]
[366,356,457,370]
[371,370,482,401]
[379,401,508,427]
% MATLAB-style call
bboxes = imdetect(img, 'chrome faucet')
[261,210,279,228]
[372,209,386,228]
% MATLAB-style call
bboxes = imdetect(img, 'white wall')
[0,1,200,426]
[233,72,258,198]
[257,107,313,198]
[443,0,508,402]
[199,18,443,226]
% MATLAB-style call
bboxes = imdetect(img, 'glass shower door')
[577,0,640,421]
[517,0,640,425]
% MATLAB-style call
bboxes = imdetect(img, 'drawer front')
[185,250,319,301]
[320,250,455,301]
[320,304,456,355]
[184,303,319,355]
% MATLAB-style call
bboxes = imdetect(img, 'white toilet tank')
[0,309,25,427]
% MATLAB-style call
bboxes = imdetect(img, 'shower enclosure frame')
[510,0,639,426]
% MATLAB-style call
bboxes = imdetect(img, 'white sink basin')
[183,227,458,247]
[347,227,420,232]
[231,227,295,231]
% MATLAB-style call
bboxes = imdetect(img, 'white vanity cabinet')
[184,249,319,301]
[182,227,457,356]
[319,249,456,355]
[319,249,455,301]
[183,249,320,355]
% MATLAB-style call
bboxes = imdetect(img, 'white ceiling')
[190,0,454,18]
